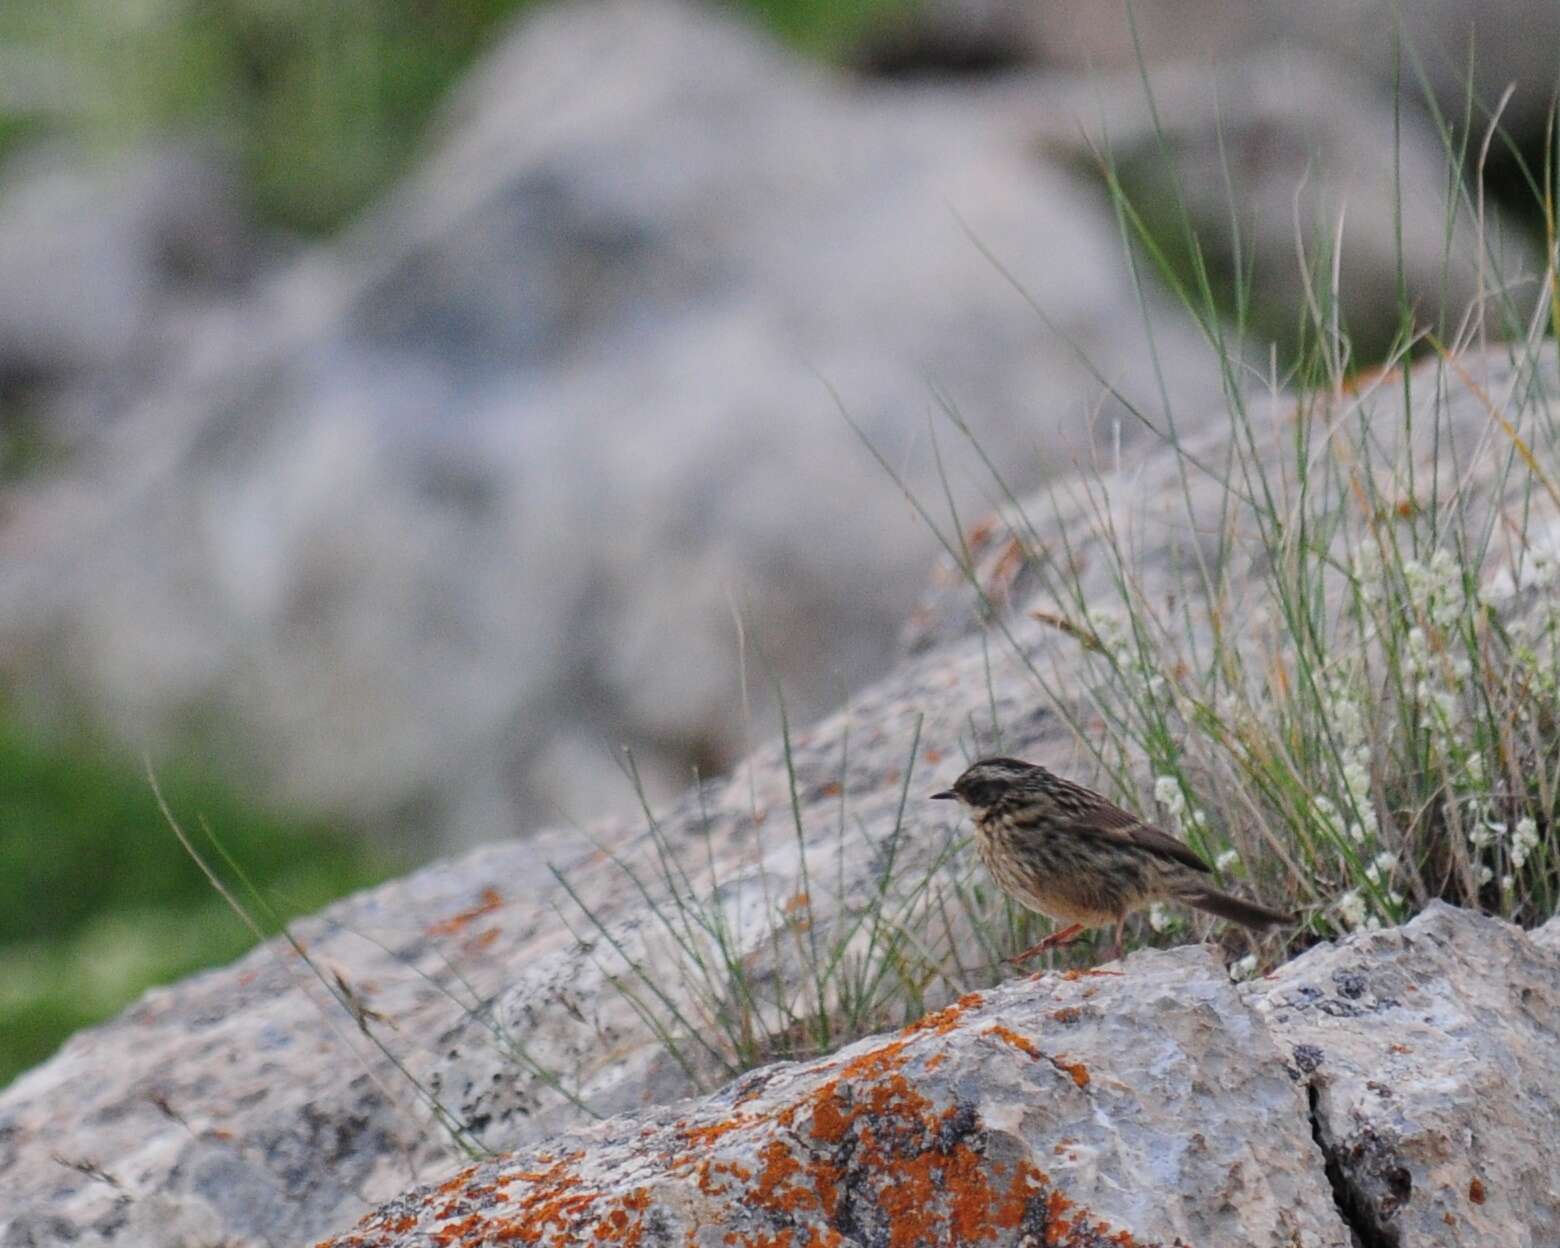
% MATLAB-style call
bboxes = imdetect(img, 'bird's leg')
[1106,915,1127,962]
[1007,923,1086,964]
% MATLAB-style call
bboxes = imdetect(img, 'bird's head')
[930,756,1043,814]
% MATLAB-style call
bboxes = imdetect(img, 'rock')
[323,947,1352,1248]
[1251,902,1560,1247]
[0,139,261,439]
[868,0,1560,136]
[903,339,1557,653]
[2,343,1555,1246]
[1028,49,1536,365]
[0,0,1225,849]
[308,905,1560,1248]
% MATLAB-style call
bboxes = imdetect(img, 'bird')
[931,756,1292,963]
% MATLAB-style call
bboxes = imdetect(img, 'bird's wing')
[1067,799,1212,874]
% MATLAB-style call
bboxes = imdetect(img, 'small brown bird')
[932,756,1291,962]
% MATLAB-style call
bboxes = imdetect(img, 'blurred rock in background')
[0,0,1229,850]
[867,0,1560,136]
[0,0,1547,857]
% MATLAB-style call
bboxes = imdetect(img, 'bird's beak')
[930,790,957,801]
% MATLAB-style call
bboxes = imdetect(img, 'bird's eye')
[962,780,1001,807]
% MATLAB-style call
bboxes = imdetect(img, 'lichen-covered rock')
[1251,902,1560,1248]
[316,906,1560,1248]
[323,947,1350,1248]
[5,337,1557,1248]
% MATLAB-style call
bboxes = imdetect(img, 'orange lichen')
[984,1023,1042,1061]
[321,990,1149,1248]
[1051,1007,1082,1024]
[426,888,504,938]
[464,927,502,953]
[1469,1177,1487,1204]
[1057,1060,1090,1089]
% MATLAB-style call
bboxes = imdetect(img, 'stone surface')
[2,343,1556,1247]
[0,0,1224,851]
[323,947,1353,1248]
[1252,903,1560,1248]
[869,0,1560,135]
[0,139,257,396]
[307,906,1560,1248]
[1022,48,1536,365]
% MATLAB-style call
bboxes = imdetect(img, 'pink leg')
[1007,922,1086,964]
[1106,915,1127,962]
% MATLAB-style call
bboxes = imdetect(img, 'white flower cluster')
[1228,953,1259,982]
[1480,816,1542,892]
[1363,850,1398,886]
[1153,774,1208,840]
[1512,817,1540,868]
[1335,888,1378,931]
[1397,546,1499,870]
[1497,816,1540,889]
[1401,548,1466,632]
[1319,670,1377,843]
[1401,549,1476,716]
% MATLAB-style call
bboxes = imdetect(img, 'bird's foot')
[1007,923,1086,964]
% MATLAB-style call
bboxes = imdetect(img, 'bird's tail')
[1182,887,1294,930]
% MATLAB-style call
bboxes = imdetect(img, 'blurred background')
[0,0,1554,1084]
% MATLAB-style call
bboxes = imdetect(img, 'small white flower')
[1510,817,1539,868]
[1148,903,1172,933]
[1477,865,1495,885]
[1372,851,1399,874]
[1229,953,1259,982]
[1215,848,1240,872]
[1501,874,1515,892]
[1154,776,1185,817]
[1336,889,1368,929]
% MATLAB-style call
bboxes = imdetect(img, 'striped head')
[930,756,1049,817]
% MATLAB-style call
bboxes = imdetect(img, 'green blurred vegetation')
[0,717,395,1087]
[0,0,914,234]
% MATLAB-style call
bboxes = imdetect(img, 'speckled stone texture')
[324,946,1351,1248]
[2,343,1556,1247]
[1251,903,1560,1248]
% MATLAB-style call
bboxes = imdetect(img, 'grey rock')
[0,139,260,428]
[1251,902,1560,1248]
[905,337,1558,653]
[2,343,1556,1246]
[0,0,1225,849]
[875,0,1560,136]
[1008,48,1536,367]
[323,947,1353,1248]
